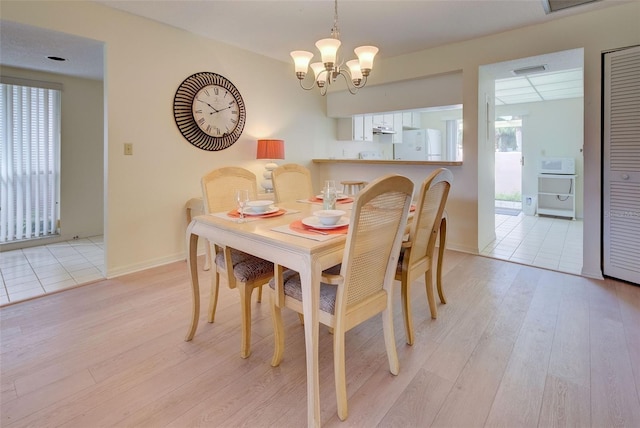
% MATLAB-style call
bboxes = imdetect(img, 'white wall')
[2,0,334,277]
[0,65,104,245]
[317,2,640,278]
[497,98,584,218]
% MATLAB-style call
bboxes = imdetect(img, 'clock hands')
[212,105,232,113]
[196,98,233,114]
[196,98,221,113]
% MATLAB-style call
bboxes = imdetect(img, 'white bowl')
[246,200,274,213]
[314,209,346,226]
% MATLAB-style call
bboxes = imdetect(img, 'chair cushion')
[396,247,406,275]
[215,249,273,282]
[269,264,342,314]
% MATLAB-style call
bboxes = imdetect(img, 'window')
[0,78,61,243]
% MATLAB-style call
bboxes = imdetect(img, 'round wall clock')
[173,72,246,151]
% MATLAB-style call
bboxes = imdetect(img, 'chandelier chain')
[331,0,340,39]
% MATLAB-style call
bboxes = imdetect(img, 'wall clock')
[173,72,246,151]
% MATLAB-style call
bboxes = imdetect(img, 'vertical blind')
[0,81,61,243]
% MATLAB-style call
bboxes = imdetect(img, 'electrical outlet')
[124,143,133,155]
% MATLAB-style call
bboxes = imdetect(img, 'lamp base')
[261,162,278,193]
[261,180,274,193]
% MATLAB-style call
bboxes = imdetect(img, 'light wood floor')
[1,251,639,427]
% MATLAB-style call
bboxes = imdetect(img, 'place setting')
[272,209,350,241]
[307,192,354,205]
[210,192,294,223]
[227,199,286,221]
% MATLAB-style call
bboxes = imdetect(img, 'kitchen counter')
[312,158,463,166]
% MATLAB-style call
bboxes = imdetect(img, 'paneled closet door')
[603,45,640,285]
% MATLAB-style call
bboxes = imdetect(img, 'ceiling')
[1,0,622,103]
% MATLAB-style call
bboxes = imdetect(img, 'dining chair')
[271,163,314,203]
[269,174,414,420]
[397,167,453,345]
[189,166,274,358]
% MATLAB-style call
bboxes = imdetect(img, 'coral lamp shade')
[256,139,285,160]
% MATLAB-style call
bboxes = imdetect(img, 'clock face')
[174,72,246,151]
[192,84,240,137]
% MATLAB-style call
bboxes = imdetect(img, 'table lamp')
[256,139,285,192]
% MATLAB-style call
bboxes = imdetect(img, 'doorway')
[478,48,584,275]
[0,22,106,305]
[494,116,523,216]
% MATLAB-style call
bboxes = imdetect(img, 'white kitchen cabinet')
[393,113,403,144]
[372,114,394,127]
[402,111,421,129]
[353,115,373,141]
[537,174,576,219]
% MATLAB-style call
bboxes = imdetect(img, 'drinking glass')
[235,189,250,223]
[323,180,337,210]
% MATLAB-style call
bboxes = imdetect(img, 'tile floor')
[481,211,583,275]
[0,236,104,306]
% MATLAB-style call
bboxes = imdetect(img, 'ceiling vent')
[541,0,600,14]
[512,64,548,76]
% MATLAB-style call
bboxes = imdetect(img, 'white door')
[603,45,640,285]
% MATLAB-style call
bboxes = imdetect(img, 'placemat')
[307,196,355,204]
[226,208,286,218]
[271,220,348,241]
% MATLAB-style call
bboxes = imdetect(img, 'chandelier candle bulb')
[346,60,363,83]
[311,63,328,87]
[354,46,379,76]
[316,38,341,70]
[291,51,314,78]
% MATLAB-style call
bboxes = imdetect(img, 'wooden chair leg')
[425,269,437,319]
[270,289,285,367]
[382,305,400,376]
[238,284,253,359]
[256,284,263,303]
[334,324,348,421]
[207,269,220,323]
[401,279,414,345]
[437,216,447,304]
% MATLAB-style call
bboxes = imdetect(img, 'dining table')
[185,199,352,428]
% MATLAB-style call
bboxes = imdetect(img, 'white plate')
[243,206,278,216]
[315,194,349,201]
[301,216,350,229]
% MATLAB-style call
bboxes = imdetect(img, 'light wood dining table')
[185,200,349,428]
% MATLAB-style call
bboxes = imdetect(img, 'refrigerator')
[393,129,442,161]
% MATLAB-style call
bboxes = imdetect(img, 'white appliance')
[539,157,575,175]
[359,150,383,160]
[393,129,442,161]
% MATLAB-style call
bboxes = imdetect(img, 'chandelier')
[290,0,378,96]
